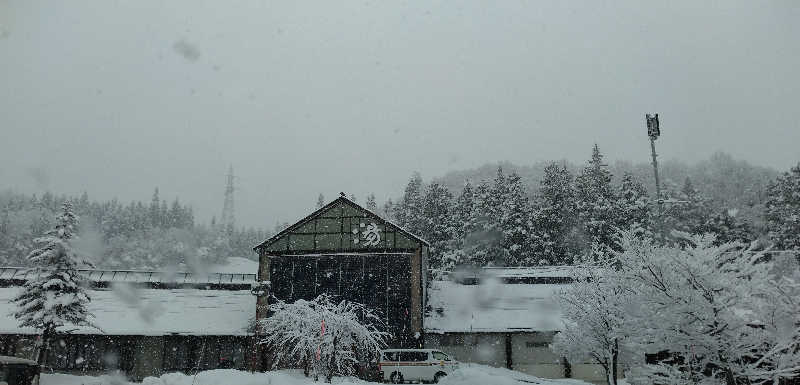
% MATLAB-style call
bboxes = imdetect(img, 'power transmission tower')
[221,165,236,231]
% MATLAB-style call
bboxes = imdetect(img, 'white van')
[378,349,459,383]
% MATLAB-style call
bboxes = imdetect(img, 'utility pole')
[646,113,661,213]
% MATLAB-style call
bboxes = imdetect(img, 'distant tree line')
[0,188,269,269]
[386,146,794,271]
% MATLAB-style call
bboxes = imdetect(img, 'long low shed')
[423,275,609,384]
[0,283,256,380]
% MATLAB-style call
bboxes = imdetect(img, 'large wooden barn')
[252,195,429,368]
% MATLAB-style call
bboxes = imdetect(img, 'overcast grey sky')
[1,0,798,228]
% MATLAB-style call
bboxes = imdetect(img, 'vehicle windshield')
[432,352,449,361]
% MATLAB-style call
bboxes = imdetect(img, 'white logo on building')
[352,222,381,246]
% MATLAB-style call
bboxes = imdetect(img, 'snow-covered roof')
[0,287,255,336]
[443,266,578,285]
[0,267,256,287]
[424,280,566,333]
[482,266,578,279]
[0,355,38,365]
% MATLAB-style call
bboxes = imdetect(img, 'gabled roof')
[254,195,428,255]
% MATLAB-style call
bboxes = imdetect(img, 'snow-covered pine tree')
[455,169,510,266]
[149,187,160,228]
[12,202,96,364]
[532,163,579,265]
[487,166,508,220]
[765,163,800,251]
[420,182,455,270]
[615,172,651,234]
[159,199,169,228]
[663,177,712,236]
[575,145,619,253]
[316,193,325,209]
[499,173,534,266]
[700,209,754,245]
[381,198,394,221]
[457,180,499,266]
[394,172,425,237]
[441,182,475,272]
[451,181,475,237]
[75,191,90,214]
[365,193,377,212]
[259,294,390,383]
[182,205,194,228]
[168,198,182,228]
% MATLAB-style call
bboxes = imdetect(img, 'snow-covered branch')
[257,294,390,383]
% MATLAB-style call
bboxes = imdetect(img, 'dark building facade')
[253,195,429,368]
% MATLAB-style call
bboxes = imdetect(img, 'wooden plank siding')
[252,196,429,370]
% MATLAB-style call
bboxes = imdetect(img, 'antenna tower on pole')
[646,114,662,209]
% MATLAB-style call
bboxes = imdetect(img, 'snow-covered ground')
[42,365,593,385]
[438,364,592,385]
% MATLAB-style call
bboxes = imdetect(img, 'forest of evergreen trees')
[3,148,798,272]
[0,188,268,269]
[386,147,796,273]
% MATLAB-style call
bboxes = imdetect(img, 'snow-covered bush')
[552,256,630,385]
[11,202,96,363]
[258,294,390,383]
[620,231,800,384]
[556,230,800,385]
